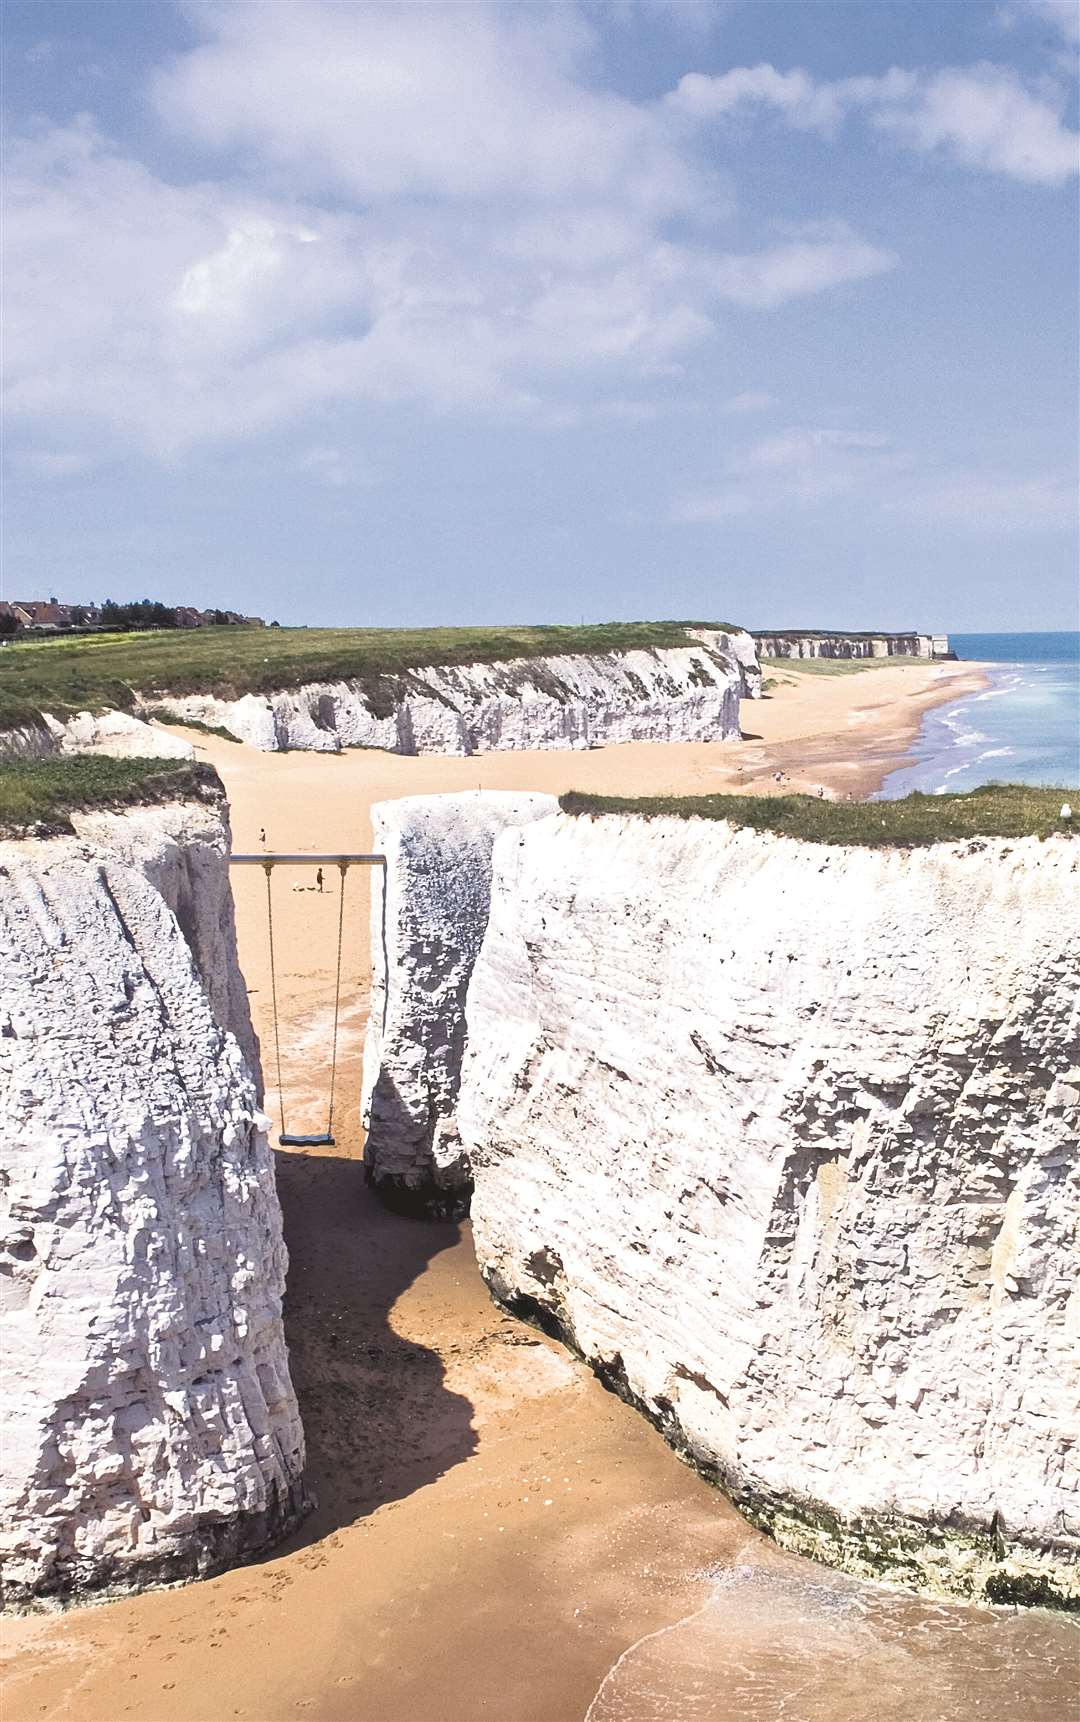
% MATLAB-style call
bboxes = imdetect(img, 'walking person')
[316,867,324,894]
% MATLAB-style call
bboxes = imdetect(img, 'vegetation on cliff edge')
[559,785,1078,846]
[0,621,739,731]
[761,655,941,677]
[0,757,221,838]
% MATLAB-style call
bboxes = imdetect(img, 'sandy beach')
[12,656,1077,1722]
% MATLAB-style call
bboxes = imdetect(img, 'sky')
[4,0,1078,632]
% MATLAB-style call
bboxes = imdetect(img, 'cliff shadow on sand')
[270,1147,478,1549]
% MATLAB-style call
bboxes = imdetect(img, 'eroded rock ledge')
[363,795,1079,1605]
[0,790,307,1608]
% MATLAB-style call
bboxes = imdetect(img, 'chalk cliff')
[754,631,950,661]
[47,711,197,760]
[0,712,195,763]
[459,812,1079,1603]
[362,793,558,1214]
[361,796,1077,1604]
[157,632,756,753]
[0,790,306,1607]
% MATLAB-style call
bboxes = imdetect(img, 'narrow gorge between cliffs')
[2,745,1076,1722]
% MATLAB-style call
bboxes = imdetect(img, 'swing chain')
[263,861,286,1139]
[326,862,348,1136]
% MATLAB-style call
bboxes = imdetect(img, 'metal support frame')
[228,850,386,1146]
[229,853,385,867]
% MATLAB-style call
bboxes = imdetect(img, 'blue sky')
[4,0,1077,631]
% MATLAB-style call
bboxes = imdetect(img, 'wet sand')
[5,660,1077,1721]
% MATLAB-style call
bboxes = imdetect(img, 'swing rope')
[262,860,349,1145]
[325,863,348,1138]
[263,862,287,1138]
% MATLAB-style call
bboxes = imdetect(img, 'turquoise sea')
[878,632,1080,798]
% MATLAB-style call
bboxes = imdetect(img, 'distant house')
[9,601,73,630]
[0,599,264,634]
[175,607,264,628]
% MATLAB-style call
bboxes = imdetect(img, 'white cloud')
[671,63,852,131]
[723,390,776,414]
[676,426,1076,534]
[153,1,700,215]
[872,65,1080,182]
[673,424,902,520]
[5,80,893,460]
[299,446,382,490]
[897,472,1078,531]
[176,218,318,318]
[10,451,95,480]
[672,489,753,523]
[594,0,717,37]
[1025,1,1080,48]
[711,233,896,308]
[668,59,1079,184]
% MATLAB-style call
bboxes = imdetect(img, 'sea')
[878,631,1080,799]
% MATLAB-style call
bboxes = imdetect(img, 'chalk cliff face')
[47,711,197,760]
[0,720,56,760]
[0,713,196,763]
[445,808,1079,1605]
[362,793,558,1214]
[754,632,950,661]
[0,792,305,1606]
[159,633,755,753]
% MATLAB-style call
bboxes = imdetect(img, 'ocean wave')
[938,708,987,748]
[878,648,1079,799]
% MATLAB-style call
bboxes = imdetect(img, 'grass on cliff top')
[559,784,1078,846]
[0,621,738,731]
[761,655,934,676]
[0,756,219,838]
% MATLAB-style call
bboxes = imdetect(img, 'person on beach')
[316,867,324,893]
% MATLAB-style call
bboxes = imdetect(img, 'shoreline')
[185,654,990,805]
[729,659,991,801]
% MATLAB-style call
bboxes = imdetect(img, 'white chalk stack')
[0,793,306,1607]
[362,792,1079,1605]
[459,810,1079,1605]
[361,792,558,1214]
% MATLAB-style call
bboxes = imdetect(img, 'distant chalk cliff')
[754,630,951,660]
[0,627,760,760]
[158,629,759,754]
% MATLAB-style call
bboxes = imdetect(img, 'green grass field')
[0,621,738,731]
[0,756,218,837]
[760,655,931,677]
[559,784,1077,846]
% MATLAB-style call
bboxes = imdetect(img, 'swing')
[263,859,347,1147]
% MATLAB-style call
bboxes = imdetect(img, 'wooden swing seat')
[279,1131,336,1147]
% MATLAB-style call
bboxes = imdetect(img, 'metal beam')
[229,853,386,867]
